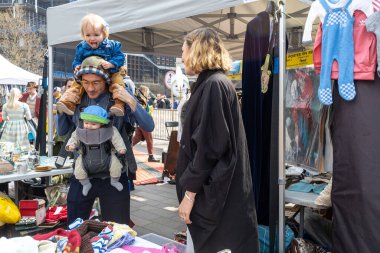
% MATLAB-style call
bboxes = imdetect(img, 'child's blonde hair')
[80,13,109,39]
[7,88,22,109]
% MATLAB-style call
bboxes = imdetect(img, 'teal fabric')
[258,225,294,253]
[288,181,327,195]
[288,181,314,193]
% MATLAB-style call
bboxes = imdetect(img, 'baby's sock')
[111,177,123,191]
[79,178,92,196]
[338,82,356,101]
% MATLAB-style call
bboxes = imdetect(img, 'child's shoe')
[109,83,125,116]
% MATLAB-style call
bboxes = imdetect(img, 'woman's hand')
[178,191,196,224]
[112,85,137,111]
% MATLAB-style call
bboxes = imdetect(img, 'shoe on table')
[148,155,160,162]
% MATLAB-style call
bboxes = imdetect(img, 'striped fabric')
[91,225,113,253]
[76,66,111,84]
[1,103,30,150]
[374,0,380,12]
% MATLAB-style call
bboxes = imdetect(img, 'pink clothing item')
[314,10,377,80]
[121,245,179,253]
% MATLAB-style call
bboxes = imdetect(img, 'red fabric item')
[45,205,68,223]
[33,228,81,253]
[314,10,377,80]
[19,92,41,118]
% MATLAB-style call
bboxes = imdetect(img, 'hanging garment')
[373,0,380,12]
[314,10,377,80]
[302,0,374,43]
[242,11,274,225]
[331,75,380,253]
[318,0,355,105]
[366,10,380,77]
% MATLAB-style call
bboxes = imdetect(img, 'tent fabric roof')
[0,54,41,85]
[47,0,311,59]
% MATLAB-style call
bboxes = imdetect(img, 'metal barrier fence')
[152,109,179,140]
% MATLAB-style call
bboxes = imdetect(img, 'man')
[52,87,62,104]
[57,56,154,224]
[20,81,41,121]
[133,85,160,163]
[120,66,136,95]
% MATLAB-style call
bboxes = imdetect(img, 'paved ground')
[132,139,186,240]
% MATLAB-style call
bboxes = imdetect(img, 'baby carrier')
[59,92,137,178]
[76,125,113,178]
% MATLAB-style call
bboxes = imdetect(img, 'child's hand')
[67,144,76,151]
[101,61,115,69]
[74,65,81,74]
[118,149,126,155]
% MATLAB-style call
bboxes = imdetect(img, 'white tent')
[0,54,41,85]
[47,0,311,59]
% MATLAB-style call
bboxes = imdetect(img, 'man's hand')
[101,61,115,70]
[118,149,126,155]
[112,84,137,111]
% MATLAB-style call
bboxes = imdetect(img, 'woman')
[177,27,259,252]
[132,85,160,162]
[1,88,32,150]
[19,81,40,123]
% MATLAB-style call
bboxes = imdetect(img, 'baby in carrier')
[66,105,126,196]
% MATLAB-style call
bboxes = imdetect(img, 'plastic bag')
[0,192,21,224]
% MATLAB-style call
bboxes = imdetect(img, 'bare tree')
[0,7,45,75]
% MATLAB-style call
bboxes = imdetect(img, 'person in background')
[20,81,40,123]
[62,77,75,94]
[132,85,160,163]
[163,95,171,109]
[53,87,62,104]
[53,78,75,156]
[120,66,136,95]
[1,88,32,150]
[176,27,259,252]
[156,94,165,109]
[147,94,156,108]
[57,56,154,224]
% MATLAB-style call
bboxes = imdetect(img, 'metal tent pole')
[47,46,54,157]
[278,0,286,252]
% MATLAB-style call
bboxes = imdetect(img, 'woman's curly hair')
[183,28,232,74]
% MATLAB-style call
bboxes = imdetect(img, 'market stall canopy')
[0,54,41,85]
[47,0,311,59]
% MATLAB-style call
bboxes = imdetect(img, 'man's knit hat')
[80,105,109,125]
[75,56,111,84]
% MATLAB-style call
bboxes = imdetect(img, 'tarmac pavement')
[132,139,186,240]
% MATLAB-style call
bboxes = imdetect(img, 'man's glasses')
[81,80,104,86]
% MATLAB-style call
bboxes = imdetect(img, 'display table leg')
[299,207,305,237]
[14,181,20,204]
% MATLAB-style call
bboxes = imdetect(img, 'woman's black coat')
[176,69,259,253]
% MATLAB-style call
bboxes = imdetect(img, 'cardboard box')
[19,199,46,225]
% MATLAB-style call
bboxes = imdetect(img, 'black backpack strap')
[55,124,75,168]
[119,123,137,179]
